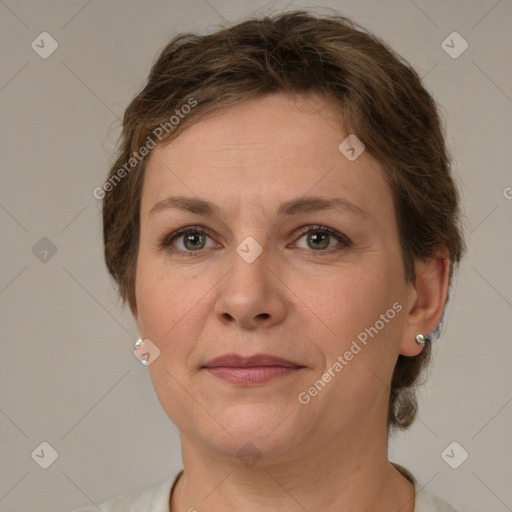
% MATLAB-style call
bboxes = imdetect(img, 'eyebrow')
[149,195,371,220]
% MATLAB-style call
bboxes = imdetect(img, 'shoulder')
[69,470,183,512]
[391,463,458,512]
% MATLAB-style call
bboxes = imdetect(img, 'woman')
[77,9,465,511]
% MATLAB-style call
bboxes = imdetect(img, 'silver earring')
[415,334,429,346]
[134,338,143,350]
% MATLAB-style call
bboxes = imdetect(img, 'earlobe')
[399,250,451,357]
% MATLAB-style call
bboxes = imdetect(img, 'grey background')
[1,1,511,511]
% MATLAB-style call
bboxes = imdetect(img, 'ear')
[400,247,451,356]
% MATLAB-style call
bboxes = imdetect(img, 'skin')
[131,92,450,511]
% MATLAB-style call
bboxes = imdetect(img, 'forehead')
[141,92,393,221]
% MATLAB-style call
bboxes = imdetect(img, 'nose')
[213,243,288,330]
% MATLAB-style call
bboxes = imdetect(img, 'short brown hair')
[102,9,466,434]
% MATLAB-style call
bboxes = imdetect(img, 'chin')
[198,403,303,461]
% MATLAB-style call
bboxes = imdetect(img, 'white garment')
[71,463,457,512]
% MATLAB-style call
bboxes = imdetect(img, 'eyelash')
[158,225,352,258]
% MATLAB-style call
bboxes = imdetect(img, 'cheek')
[303,270,405,420]
[135,262,206,426]
[135,253,191,353]
[322,264,396,328]
[134,252,218,374]
[308,257,405,373]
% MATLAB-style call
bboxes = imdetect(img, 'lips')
[203,353,303,368]
[202,353,305,385]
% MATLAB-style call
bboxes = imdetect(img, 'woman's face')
[132,92,422,462]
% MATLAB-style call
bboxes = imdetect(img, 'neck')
[170,414,415,511]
